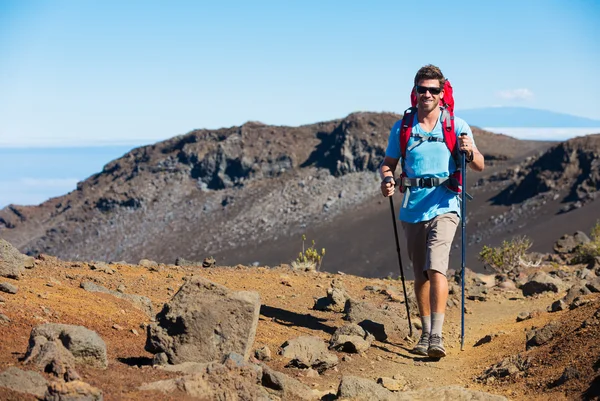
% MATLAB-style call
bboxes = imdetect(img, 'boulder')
[140,356,269,400]
[26,324,107,369]
[329,323,374,353]
[553,231,590,254]
[521,271,565,296]
[262,365,319,400]
[145,276,260,364]
[45,380,103,401]
[24,336,79,380]
[344,299,410,341]
[526,321,561,350]
[0,239,33,280]
[313,279,350,312]
[0,367,48,399]
[279,336,338,373]
[337,375,398,401]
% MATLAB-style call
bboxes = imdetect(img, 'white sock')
[431,312,445,337]
[421,315,431,336]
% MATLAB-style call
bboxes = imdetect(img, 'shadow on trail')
[259,304,336,335]
[117,356,153,367]
[371,342,443,363]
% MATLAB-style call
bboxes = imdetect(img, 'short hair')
[414,64,446,88]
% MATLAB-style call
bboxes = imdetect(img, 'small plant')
[291,234,326,271]
[573,220,600,263]
[478,236,533,274]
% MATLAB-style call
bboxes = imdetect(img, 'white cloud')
[496,88,534,101]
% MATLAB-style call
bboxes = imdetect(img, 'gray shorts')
[401,212,459,279]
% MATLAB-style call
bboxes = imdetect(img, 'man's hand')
[458,135,474,160]
[381,176,395,197]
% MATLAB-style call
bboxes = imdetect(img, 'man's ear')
[440,91,444,100]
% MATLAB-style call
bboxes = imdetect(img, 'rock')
[516,310,541,322]
[255,345,272,361]
[26,324,108,369]
[564,284,591,304]
[0,367,48,398]
[377,376,404,391]
[554,231,590,254]
[280,336,338,373]
[80,281,154,317]
[262,366,319,400]
[498,280,517,290]
[548,299,566,312]
[0,282,18,294]
[0,239,30,280]
[478,354,531,381]
[44,380,103,401]
[202,256,216,268]
[569,296,591,310]
[313,279,350,312]
[467,286,488,301]
[140,358,267,400]
[329,323,374,353]
[0,313,10,324]
[24,336,78,380]
[139,258,158,268]
[145,276,260,364]
[521,271,565,296]
[89,262,116,274]
[152,352,169,366]
[344,299,410,341]
[587,277,600,293]
[526,321,560,350]
[337,375,398,401]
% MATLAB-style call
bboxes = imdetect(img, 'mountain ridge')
[1,112,599,279]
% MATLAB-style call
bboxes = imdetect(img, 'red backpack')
[398,80,467,199]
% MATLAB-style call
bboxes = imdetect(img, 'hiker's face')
[415,79,443,113]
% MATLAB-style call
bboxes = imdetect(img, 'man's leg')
[402,220,430,355]
[425,213,459,358]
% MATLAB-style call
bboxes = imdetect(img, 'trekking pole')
[384,176,413,338]
[459,134,468,351]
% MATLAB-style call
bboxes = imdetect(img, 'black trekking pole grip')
[383,176,413,338]
[459,133,468,351]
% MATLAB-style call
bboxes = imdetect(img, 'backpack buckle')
[421,177,435,188]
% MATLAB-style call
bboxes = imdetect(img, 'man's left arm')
[456,120,485,172]
[459,135,485,172]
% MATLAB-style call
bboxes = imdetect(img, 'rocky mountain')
[2,113,599,279]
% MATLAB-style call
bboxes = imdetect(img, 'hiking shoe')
[428,334,446,358]
[411,333,430,356]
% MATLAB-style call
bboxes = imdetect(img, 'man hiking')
[379,64,485,358]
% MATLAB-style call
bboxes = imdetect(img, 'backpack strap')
[399,107,417,170]
[441,106,459,168]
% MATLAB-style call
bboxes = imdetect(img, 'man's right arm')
[380,156,399,197]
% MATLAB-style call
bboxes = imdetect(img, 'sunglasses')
[415,85,442,95]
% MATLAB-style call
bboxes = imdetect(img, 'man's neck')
[417,107,441,125]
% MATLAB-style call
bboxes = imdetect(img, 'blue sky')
[1,0,599,148]
[1,0,599,207]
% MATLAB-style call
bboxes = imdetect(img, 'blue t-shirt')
[385,112,475,223]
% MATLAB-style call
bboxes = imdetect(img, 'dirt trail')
[0,257,597,400]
